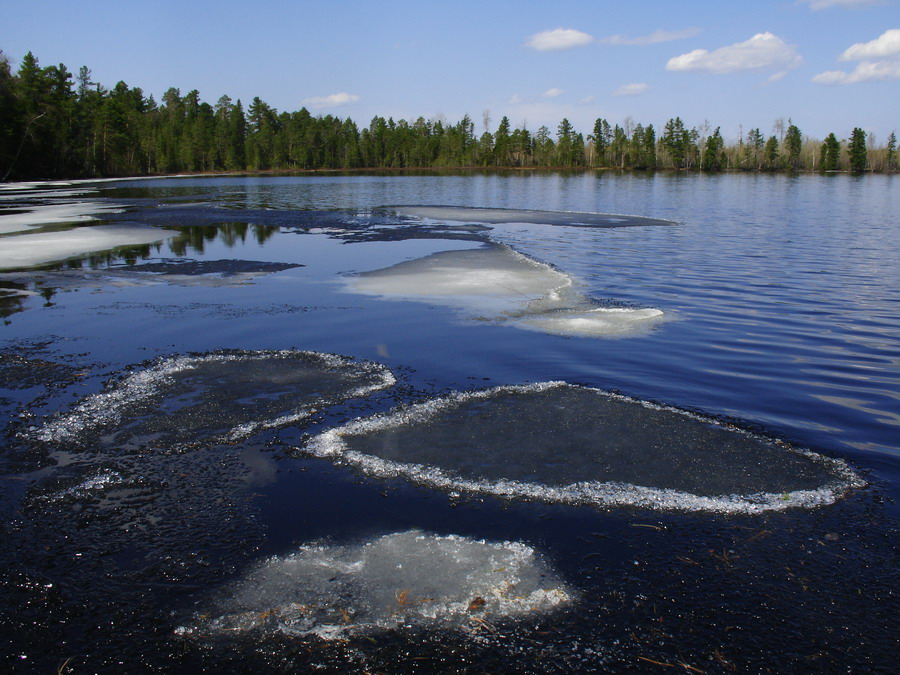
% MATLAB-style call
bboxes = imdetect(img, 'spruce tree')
[820,133,841,172]
[848,127,867,172]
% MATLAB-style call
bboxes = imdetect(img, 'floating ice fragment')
[30,471,126,504]
[518,307,666,337]
[346,244,664,337]
[28,350,396,450]
[303,382,864,514]
[390,206,675,228]
[0,223,178,270]
[177,530,571,640]
[0,201,125,234]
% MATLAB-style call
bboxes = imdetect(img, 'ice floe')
[28,350,396,450]
[345,243,664,337]
[0,201,125,234]
[0,223,178,269]
[391,206,675,228]
[176,530,571,640]
[304,382,864,514]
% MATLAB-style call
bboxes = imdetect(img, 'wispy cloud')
[601,28,701,46]
[303,92,360,108]
[813,28,900,83]
[799,0,886,9]
[542,88,564,98]
[666,32,802,74]
[613,83,650,96]
[526,28,594,51]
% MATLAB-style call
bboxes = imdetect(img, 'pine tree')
[820,132,841,171]
[848,127,867,172]
[886,131,897,171]
[784,121,802,170]
[702,128,725,171]
[763,136,779,170]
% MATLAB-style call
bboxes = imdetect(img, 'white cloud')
[813,59,900,83]
[579,95,596,104]
[303,92,360,108]
[814,28,900,83]
[800,0,886,9]
[526,28,594,51]
[542,88,564,98]
[613,83,650,96]
[666,32,802,74]
[840,28,900,60]
[601,28,701,46]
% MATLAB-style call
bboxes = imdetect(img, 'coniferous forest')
[1,50,896,181]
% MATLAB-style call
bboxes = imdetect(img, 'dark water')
[1,172,898,672]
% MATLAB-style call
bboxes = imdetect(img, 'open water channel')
[0,172,898,672]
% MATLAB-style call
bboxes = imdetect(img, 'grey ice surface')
[390,206,676,228]
[306,382,863,514]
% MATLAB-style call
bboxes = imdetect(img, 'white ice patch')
[303,382,864,515]
[346,244,664,337]
[0,223,178,270]
[32,471,127,504]
[0,201,125,234]
[519,307,666,337]
[176,530,571,640]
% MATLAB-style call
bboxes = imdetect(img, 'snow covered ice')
[0,222,178,269]
[346,243,665,337]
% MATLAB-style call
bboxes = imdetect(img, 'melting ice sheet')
[177,530,571,641]
[304,382,864,514]
[0,223,178,270]
[28,350,395,451]
[0,201,125,234]
[346,244,664,337]
[391,206,676,228]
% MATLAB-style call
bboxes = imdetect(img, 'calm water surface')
[1,172,898,672]
[93,172,900,460]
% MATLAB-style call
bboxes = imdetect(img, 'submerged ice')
[30,350,396,451]
[304,382,863,514]
[346,244,664,337]
[178,530,571,640]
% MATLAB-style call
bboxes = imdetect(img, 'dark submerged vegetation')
[0,49,896,181]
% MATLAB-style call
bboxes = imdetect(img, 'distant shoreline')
[4,165,891,185]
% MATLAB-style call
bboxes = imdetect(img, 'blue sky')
[2,0,898,143]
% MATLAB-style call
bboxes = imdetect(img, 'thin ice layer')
[304,382,863,514]
[346,244,664,337]
[0,223,177,269]
[0,201,123,234]
[177,530,571,641]
[29,350,396,450]
[391,206,675,228]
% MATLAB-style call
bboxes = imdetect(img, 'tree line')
[1,50,896,181]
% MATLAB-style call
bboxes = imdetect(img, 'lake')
[1,171,898,672]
